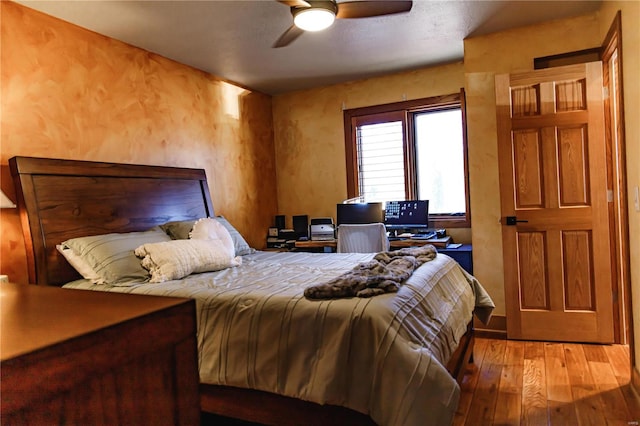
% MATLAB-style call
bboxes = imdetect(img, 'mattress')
[64,250,494,426]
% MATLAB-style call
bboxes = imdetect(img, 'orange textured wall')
[272,61,467,236]
[0,2,277,284]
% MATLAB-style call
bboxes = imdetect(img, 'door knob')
[505,216,528,226]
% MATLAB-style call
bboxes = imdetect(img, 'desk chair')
[337,223,389,253]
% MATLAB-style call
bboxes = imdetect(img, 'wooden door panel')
[517,231,548,310]
[562,230,594,310]
[496,62,614,343]
[520,312,600,342]
[513,130,544,208]
[510,84,540,116]
[557,126,590,206]
[555,79,587,112]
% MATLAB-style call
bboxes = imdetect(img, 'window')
[343,91,470,228]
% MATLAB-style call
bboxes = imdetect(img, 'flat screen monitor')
[384,200,430,229]
[336,202,384,226]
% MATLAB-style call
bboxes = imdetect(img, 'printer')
[309,217,335,241]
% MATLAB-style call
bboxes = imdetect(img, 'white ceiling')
[17,0,602,95]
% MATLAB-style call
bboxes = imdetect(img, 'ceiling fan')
[273,0,413,48]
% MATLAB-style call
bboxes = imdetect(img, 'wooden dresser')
[1,283,200,425]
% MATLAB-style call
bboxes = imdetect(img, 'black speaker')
[293,215,309,239]
[275,215,286,230]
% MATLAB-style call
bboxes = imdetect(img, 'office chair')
[337,223,389,253]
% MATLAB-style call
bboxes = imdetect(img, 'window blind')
[356,121,405,202]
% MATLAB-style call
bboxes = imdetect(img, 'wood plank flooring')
[203,336,640,425]
[454,337,640,426]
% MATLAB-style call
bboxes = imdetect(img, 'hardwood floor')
[454,337,640,426]
[202,336,640,425]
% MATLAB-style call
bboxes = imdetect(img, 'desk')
[294,239,473,275]
[294,240,337,249]
[295,236,452,251]
[388,236,452,248]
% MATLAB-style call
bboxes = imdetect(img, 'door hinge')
[603,86,609,99]
[607,189,614,203]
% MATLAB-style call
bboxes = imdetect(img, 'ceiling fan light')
[293,8,335,32]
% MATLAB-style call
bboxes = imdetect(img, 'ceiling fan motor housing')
[291,0,338,15]
[292,1,338,32]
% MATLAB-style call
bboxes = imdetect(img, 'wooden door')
[495,62,614,343]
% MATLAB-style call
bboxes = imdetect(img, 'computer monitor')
[384,200,430,230]
[336,202,384,226]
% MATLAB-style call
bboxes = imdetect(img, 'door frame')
[600,8,634,382]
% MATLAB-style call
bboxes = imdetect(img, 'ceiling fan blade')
[273,25,305,48]
[336,1,412,19]
[277,0,311,7]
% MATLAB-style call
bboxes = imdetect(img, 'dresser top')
[1,283,191,361]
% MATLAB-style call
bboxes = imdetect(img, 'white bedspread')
[64,251,494,426]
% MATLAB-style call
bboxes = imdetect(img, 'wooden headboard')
[9,156,214,286]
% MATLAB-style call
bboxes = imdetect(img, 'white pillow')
[189,218,235,257]
[135,239,242,283]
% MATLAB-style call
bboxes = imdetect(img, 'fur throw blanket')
[304,245,438,300]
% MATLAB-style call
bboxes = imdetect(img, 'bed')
[9,156,494,426]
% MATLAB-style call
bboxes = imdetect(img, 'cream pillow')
[135,239,241,283]
[160,216,254,256]
[189,218,235,257]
